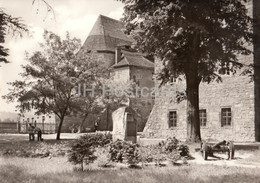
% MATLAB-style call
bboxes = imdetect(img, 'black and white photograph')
[0,0,260,182]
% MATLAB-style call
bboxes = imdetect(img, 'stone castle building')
[82,15,154,131]
[143,0,260,142]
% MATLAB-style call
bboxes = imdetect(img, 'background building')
[81,15,154,132]
[19,91,56,134]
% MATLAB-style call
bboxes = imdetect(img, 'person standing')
[94,121,99,132]
[28,124,35,141]
[34,127,43,141]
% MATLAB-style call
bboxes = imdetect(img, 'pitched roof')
[82,15,132,52]
[112,50,154,69]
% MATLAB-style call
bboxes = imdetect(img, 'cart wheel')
[228,141,235,160]
[202,142,208,160]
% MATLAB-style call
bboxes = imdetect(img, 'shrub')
[68,132,112,171]
[68,137,97,171]
[139,145,167,166]
[163,137,190,158]
[177,144,190,157]
[139,137,191,165]
[108,140,141,166]
[163,137,179,152]
[124,143,140,166]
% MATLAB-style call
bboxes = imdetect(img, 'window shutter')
[173,112,178,127]
[220,111,223,127]
[167,112,170,128]
[206,110,208,127]
[175,112,177,127]
[231,109,233,126]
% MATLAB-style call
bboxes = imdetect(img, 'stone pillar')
[112,106,137,143]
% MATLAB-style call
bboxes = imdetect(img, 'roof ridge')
[123,56,130,65]
[81,15,132,52]
[99,14,121,23]
[99,15,108,47]
[140,56,154,64]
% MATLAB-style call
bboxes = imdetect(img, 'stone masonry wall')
[98,52,116,68]
[129,66,154,131]
[144,56,256,142]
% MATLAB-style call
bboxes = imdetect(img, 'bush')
[68,137,97,171]
[109,140,141,166]
[163,137,179,152]
[139,145,167,166]
[68,132,112,171]
[163,137,190,158]
[139,137,190,165]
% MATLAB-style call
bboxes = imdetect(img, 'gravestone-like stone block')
[112,106,137,143]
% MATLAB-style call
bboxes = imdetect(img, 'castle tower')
[81,15,132,67]
[80,15,154,132]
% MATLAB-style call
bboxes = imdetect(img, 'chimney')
[115,46,121,64]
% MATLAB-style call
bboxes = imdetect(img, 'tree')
[120,0,253,142]
[74,78,134,133]
[68,135,97,171]
[0,0,53,63]
[3,30,105,140]
[70,72,109,133]
[68,133,112,171]
[0,8,28,63]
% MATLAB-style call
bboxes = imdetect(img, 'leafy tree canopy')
[0,0,54,64]
[0,8,28,63]
[121,0,253,83]
[3,30,108,139]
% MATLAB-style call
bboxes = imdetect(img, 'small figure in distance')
[94,120,99,132]
[28,123,35,141]
[34,126,43,141]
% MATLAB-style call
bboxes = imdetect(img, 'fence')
[20,122,56,134]
[0,121,56,134]
[0,122,19,133]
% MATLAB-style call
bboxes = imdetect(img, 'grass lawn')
[1,156,260,183]
[0,133,260,183]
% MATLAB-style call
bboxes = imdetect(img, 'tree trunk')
[77,114,88,133]
[56,116,64,140]
[186,64,201,142]
[81,161,84,171]
[106,106,109,130]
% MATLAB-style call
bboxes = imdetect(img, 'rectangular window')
[199,109,207,127]
[169,111,177,128]
[221,108,232,126]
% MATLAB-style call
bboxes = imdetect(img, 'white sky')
[0,0,124,112]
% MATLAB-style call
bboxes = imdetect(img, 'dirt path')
[0,133,84,143]
[189,151,260,168]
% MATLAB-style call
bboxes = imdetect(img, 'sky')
[0,0,125,112]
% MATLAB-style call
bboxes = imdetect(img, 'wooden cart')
[200,140,235,160]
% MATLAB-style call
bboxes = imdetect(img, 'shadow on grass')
[1,163,260,183]
[0,165,26,183]
[0,139,75,158]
